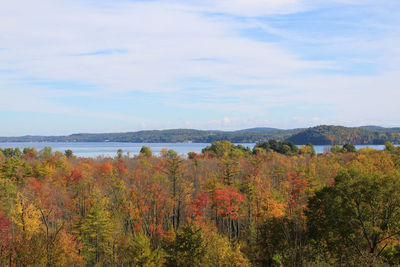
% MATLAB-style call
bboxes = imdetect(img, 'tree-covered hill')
[0,128,301,143]
[287,125,400,145]
[1,125,400,144]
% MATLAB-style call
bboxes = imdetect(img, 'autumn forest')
[1,141,400,266]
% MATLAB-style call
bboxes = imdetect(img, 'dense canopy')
[1,142,400,266]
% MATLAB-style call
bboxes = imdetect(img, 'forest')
[2,125,400,144]
[1,141,400,266]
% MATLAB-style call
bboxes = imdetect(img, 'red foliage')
[286,172,308,210]
[99,162,113,176]
[190,192,211,217]
[116,159,128,175]
[0,208,11,244]
[213,186,245,219]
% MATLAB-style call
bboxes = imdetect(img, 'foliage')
[288,125,400,145]
[140,146,153,157]
[166,224,206,267]
[306,164,400,265]
[2,125,400,144]
[0,145,399,265]
[253,140,298,155]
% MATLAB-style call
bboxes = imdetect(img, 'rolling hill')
[1,125,399,145]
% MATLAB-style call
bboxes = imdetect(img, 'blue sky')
[1,0,400,136]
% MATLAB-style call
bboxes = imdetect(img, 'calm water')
[0,142,390,158]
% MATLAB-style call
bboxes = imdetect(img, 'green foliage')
[203,231,250,266]
[330,144,342,153]
[202,141,235,158]
[0,148,22,158]
[202,141,251,158]
[288,125,400,145]
[329,143,358,153]
[117,232,165,266]
[64,149,73,158]
[0,158,32,184]
[306,167,400,265]
[165,149,178,159]
[1,144,400,266]
[253,140,298,155]
[0,128,301,143]
[166,224,206,267]
[39,146,53,159]
[23,147,37,158]
[342,143,357,153]
[384,141,397,153]
[2,125,400,144]
[298,143,316,155]
[249,217,308,266]
[140,146,153,157]
[117,149,123,159]
[80,198,114,266]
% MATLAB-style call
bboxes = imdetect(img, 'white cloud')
[0,0,399,133]
[0,0,324,94]
[198,0,307,16]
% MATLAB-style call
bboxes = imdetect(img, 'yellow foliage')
[203,231,250,266]
[10,193,42,236]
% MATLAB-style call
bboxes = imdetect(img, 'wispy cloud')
[0,0,399,134]
[71,49,128,57]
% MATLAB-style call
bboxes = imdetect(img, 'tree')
[342,143,357,153]
[166,149,178,159]
[117,149,123,159]
[65,149,73,158]
[80,197,114,266]
[384,141,396,153]
[167,156,184,230]
[117,232,165,266]
[306,167,400,265]
[253,140,298,155]
[330,144,342,154]
[202,141,235,158]
[203,231,250,266]
[40,146,53,159]
[1,148,22,158]
[23,147,37,158]
[166,224,206,267]
[298,143,316,156]
[140,146,153,157]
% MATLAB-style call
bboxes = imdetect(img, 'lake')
[0,142,390,158]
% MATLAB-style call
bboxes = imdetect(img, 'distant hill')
[358,125,385,130]
[0,128,298,143]
[1,125,399,145]
[287,125,400,145]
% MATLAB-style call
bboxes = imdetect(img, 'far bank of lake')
[0,142,390,158]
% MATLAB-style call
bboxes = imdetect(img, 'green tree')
[40,146,53,159]
[140,146,153,157]
[298,143,316,156]
[117,232,165,266]
[23,147,37,158]
[330,144,342,154]
[80,198,114,266]
[166,149,178,159]
[202,141,234,158]
[2,148,22,158]
[306,167,400,265]
[342,143,357,153]
[117,149,123,159]
[167,224,206,267]
[65,149,73,158]
[384,141,396,153]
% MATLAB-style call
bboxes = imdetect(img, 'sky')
[1,0,400,136]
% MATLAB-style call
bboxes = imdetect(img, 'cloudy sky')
[1,0,399,135]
